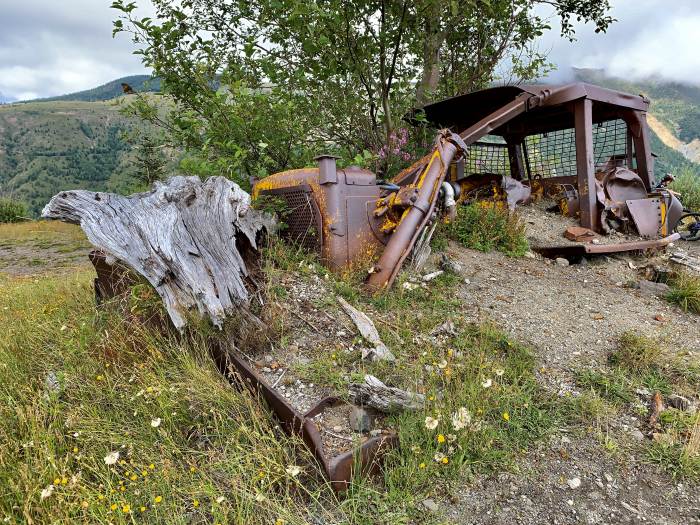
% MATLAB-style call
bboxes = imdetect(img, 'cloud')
[0,0,154,100]
[540,0,700,84]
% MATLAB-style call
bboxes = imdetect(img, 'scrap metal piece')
[564,226,597,243]
[626,198,662,237]
[534,233,680,258]
[211,344,399,493]
[502,176,531,210]
[337,296,395,362]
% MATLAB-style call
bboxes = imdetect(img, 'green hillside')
[32,75,161,103]
[572,68,700,176]
[0,99,147,215]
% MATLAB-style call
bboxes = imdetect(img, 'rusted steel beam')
[534,233,680,258]
[574,98,599,232]
[210,343,398,492]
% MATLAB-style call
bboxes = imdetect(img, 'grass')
[0,271,338,524]
[573,331,700,480]
[0,220,88,244]
[436,202,529,257]
[670,168,700,212]
[0,233,567,524]
[666,271,700,315]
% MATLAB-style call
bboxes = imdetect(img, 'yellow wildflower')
[502,411,510,422]
[130,474,137,481]
[149,464,155,470]
[437,434,446,444]
[189,466,196,473]
[140,506,146,512]
[193,499,199,508]
[122,504,130,513]
[73,447,79,454]
[96,375,104,381]
[441,457,449,465]
[53,478,61,485]
[110,504,117,511]
[81,501,89,508]
[154,495,162,504]
[61,477,67,485]
[98,495,104,501]
[419,462,426,469]
[142,470,148,477]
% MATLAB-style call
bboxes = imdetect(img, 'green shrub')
[445,202,529,257]
[670,169,700,212]
[667,271,700,315]
[609,331,662,374]
[0,198,28,223]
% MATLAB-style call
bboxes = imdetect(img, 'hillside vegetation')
[33,75,161,103]
[0,99,148,215]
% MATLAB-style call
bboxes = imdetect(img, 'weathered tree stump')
[42,176,272,330]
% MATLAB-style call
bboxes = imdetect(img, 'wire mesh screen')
[524,119,629,178]
[465,141,511,176]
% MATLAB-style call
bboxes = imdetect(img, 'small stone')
[349,406,373,433]
[638,280,671,297]
[422,270,444,282]
[567,477,582,489]
[332,425,343,433]
[629,429,645,441]
[369,429,382,437]
[439,254,463,273]
[667,394,691,411]
[556,257,570,267]
[603,472,613,483]
[422,499,438,512]
[524,251,536,259]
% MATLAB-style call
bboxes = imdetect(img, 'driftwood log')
[42,176,272,330]
[337,296,396,362]
[348,375,424,413]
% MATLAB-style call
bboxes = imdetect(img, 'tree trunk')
[416,1,444,107]
[42,176,273,330]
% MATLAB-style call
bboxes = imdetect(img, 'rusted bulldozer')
[254,82,684,290]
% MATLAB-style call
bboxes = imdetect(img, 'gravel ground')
[438,209,700,524]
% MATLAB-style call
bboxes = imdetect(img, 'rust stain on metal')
[210,343,398,492]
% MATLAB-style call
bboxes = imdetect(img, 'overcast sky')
[1,0,699,101]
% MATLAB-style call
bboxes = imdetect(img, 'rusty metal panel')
[260,184,323,255]
[534,233,680,258]
[626,198,662,237]
[575,98,599,232]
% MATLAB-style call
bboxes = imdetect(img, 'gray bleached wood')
[348,374,425,413]
[42,176,272,330]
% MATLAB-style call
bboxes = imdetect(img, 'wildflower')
[122,505,130,513]
[81,501,89,508]
[428,395,435,401]
[193,499,199,508]
[275,519,286,525]
[98,495,105,501]
[216,496,225,504]
[73,446,79,453]
[130,474,137,481]
[53,478,61,485]
[154,496,162,504]
[140,506,146,512]
[451,407,471,431]
[96,375,104,381]
[419,462,426,469]
[424,416,439,430]
[481,378,492,388]
[40,485,54,500]
[410,445,421,454]
[61,477,67,485]
[495,368,505,377]
[110,504,118,511]
[60,325,68,332]
[285,465,302,477]
[444,368,452,378]
[441,457,449,465]
[255,493,266,502]
[433,452,446,463]
[141,470,148,477]
[502,411,510,422]
[447,349,453,358]
[189,466,196,473]
[437,434,446,444]
[150,418,161,428]
[104,451,119,465]
[437,359,448,369]
[447,433,457,442]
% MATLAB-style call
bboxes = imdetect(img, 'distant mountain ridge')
[572,68,700,173]
[30,75,161,103]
